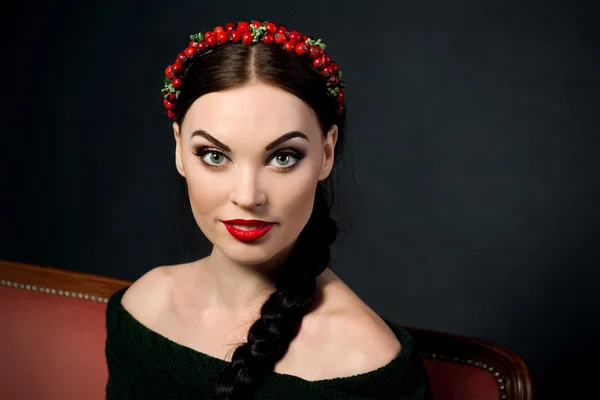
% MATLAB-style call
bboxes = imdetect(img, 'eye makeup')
[192,146,306,172]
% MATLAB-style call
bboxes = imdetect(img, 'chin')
[225,246,275,266]
[215,232,295,267]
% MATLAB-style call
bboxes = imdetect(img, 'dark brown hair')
[174,42,346,399]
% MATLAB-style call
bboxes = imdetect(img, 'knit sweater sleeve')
[104,287,219,399]
[104,287,136,399]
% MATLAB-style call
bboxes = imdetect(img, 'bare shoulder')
[120,264,178,325]
[294,270,402,379]
[322,312,402,376]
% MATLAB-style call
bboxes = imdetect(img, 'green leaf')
[338,70,343,78]
[319,43,326,49]
[170,86,175,93]
[190,34,195,40]
[164,78,172,85]
[176,90,181,98]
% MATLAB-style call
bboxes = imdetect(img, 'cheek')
[183,163,226,222]
[273,166,320,225]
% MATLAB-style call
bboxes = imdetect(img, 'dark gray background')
[3,0,599,398]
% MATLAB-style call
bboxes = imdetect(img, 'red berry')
[204,30,214,38]
[283,41,295,52]
[176,52,187,63]
[168,93,177,101]
[312,57,325,69]
[184,46,197,57]
[165,65,174,78]
[242,31,253,44]
[263,33,275,45]
[340,87,345,95]
[309,45,323,58]
[329,62,339,74]
[288,30,301,43]
[225,22,236,31]
[328,75,340,86]
[294,42,308,56]
[301,35,309,42]
[231,31,243,43]
[172,78,182,88]
[316,56,330,70]
[163,99,175,109]
[323,54,331,65]
[265,22,278,34]
[189,41,198,48]
[217,31,229,45]
[237,21,250,32]
[336,103,344,115]
[251,21,262,28]
[230,31,242,43]
[172,62,183,75]
[321,66,333,76]
[206,35,218,47]
[213,26,224,33]
[198,40,208,51]
[274,32,287,45]
[335,93,344,102]
[167,110,177,119]
[278,25,288,33]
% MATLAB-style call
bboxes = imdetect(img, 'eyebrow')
[265,131,309,150]
[190,130,309,151]
[191,130,231,152]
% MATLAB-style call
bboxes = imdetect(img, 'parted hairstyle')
[173,41,347,399]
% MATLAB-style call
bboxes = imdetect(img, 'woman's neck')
[196,246,288,314]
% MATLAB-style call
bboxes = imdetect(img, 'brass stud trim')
[0,279,109,304]
[420,351,509,398]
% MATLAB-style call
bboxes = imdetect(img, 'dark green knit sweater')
[105,287,432,399]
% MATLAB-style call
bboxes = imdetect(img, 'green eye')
[269,151,300,169]
[269,149,304,170]
[275,154,292,166]
[202,151,227,165]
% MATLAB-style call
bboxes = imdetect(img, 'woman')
[105,20,432,399]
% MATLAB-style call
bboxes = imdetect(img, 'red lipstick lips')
[221,219,275,242]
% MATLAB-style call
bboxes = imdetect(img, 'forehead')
[182,82,321,141]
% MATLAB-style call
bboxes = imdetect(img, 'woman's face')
[174,82,337,266]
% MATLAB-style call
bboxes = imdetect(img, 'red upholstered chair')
[406,327,533,400]
[0,260,129,400]
[0,260,533,400]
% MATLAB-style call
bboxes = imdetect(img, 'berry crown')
[161,20,346,120]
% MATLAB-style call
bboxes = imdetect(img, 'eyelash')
[193,147,305,171]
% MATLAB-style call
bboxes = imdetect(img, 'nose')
[229,168,267,209]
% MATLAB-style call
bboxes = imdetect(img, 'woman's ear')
[173,122,186,177]
[318,124,338,181]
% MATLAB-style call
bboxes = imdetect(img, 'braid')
[212,184,337,399]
